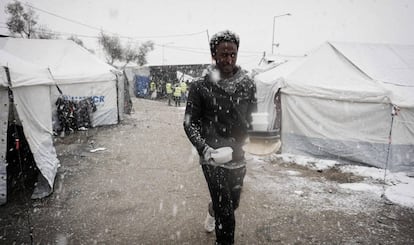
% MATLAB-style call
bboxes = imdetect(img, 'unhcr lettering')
[62,95,105,104]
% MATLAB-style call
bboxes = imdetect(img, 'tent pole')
[381,104,399,198]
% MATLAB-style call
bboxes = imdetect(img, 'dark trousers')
[202,164,246,245]
[167,93,173,106]
[174,96,181,107]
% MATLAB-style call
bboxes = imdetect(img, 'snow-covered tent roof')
[0,38,117,84]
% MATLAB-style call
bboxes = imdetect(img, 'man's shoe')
[204,212,215,233]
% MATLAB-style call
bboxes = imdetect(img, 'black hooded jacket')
[183,66,257,162]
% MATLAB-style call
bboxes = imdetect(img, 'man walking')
[183,30,257,245]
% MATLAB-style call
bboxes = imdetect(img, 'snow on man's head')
[209,30,240,57]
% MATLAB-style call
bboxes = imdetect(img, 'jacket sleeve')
[183,81,207,155]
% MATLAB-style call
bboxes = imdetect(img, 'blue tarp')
[134,75,150,97]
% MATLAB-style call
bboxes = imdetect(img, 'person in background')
[180,80,188,103]
[150,80,157,100]
[165,81,173,106]
[183,30,257,245]
[173,83,182,107]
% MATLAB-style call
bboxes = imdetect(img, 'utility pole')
[161,42,174,65]
[272,13,291,54]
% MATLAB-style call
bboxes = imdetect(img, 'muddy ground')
[1,98,413,244]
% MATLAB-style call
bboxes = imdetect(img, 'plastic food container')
[212,147,233,164]
[252,112,269,122]
[251,112,269,131]
[252,122,268,131]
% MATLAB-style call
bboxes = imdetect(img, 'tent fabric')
[284,43,390,102]
[0,38,115,84]
[254,58,305,131]
[0,38,120,127]
[0,37,124,194]
[330,42,414,87]
[123,67,136,99]
[0,50,55,87]
[254,77,282,131]
[1,48,59,190]
[329,42,414,107]
[50,80,118,127]
[255,41,414,172]
[0,67,59,191]
[280,94,393,169]
[12,85,59,188]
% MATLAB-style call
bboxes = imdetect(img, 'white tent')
[176,70,195,83]
[0,37,128,203]
[255,42,414,172]
[254,57,306,131]
[0,38,121,127]
[0,49,59,204]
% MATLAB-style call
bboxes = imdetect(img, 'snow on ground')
[246,153,414,211]
[337,163,414,209]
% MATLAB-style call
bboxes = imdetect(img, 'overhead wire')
[25,3,105,33]
[23,3,208,40]
[5,3,266,58]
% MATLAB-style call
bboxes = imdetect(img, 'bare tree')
[98,31,123,65]
[121,41,153,68]
[98,31,154,68]
[122,42,139,68]
[5,0,38,38]
[136,41,154,66]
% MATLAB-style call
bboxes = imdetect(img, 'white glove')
[202,146,218,165]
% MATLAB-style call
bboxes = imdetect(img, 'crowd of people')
[147,79,189,107]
